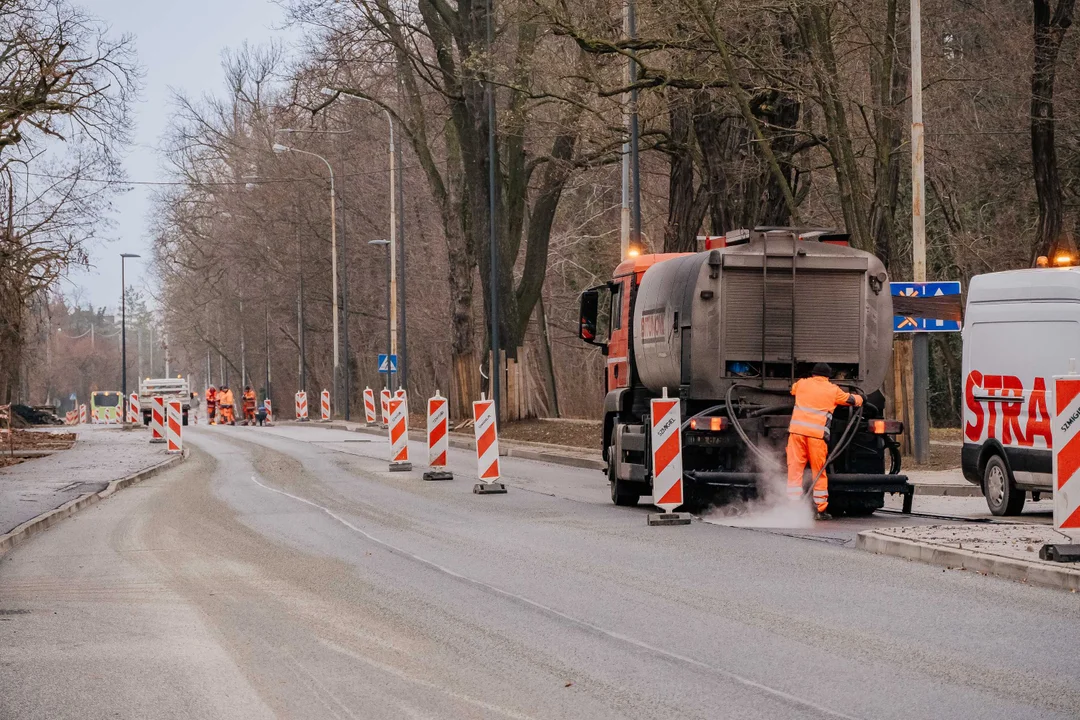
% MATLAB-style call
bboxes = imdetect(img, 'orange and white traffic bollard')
[423,391,453,481]
[166,399,183,454]
[646,388,690,526]
[295,390,308,421]
[150,397,166,444]
[1051,374,1080,542]
[264,399,273,425]
[387,397,412,472]
[128,392,140,424]
[380,388,391,428]
[363,387,377,426]
[320,389,331,421]
[79,404,87,425]
[472,393,506,494]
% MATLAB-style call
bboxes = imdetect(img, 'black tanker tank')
[632,228,893,404]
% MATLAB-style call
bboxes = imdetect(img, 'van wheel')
[984,455,1025,516]
[609,446,639,507]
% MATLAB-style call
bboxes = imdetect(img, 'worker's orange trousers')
[786,433,829,512]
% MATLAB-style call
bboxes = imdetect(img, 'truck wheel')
[608,446,639,507]
[984,455,1025,516]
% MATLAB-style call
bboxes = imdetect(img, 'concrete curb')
[913,484,981,497]
[0,450,187,556]
[310,421,969,486]
[856,530,1080,592]
[341,423,607,471]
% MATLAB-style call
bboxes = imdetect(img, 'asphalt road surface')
[2,424,1078,720]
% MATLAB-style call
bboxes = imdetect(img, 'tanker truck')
[578,227,913,515]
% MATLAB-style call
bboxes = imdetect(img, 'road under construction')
[2,422,1077,720]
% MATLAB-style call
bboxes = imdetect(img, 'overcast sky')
[66,0,294,311]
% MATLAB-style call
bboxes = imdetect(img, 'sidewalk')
[857,524,1080,591]
[905,468,980,497]
[1,425,183,553]
[325,419,607,470]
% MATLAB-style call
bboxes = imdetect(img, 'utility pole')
[239,297,247,389]
[164,331,170,377]
[620,2,631,260]
[910,0,929,464]
[396,109,408,393]
[628,0,642,248]
[340,149,351,419]
[487,0,501,421]
[264,307,272,406]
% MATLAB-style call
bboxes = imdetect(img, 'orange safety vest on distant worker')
[788,376,862,440]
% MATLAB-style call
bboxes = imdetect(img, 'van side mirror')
[579,286,610,348]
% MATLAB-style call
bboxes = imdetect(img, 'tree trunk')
[664,92,709,252]
[868,0,908,272]
[1031,0,1075,260]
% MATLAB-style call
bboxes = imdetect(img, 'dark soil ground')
[497,419,602,449]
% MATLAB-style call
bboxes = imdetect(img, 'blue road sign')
[378,354,398,374]
[891,281,962,332]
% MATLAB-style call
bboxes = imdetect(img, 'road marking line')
[248,474,863,720]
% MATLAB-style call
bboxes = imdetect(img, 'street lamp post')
[320,88,406,392]
[369,239,393,391]
[120,253,140,422]
[273,142,339,415]
[279,128,353,417]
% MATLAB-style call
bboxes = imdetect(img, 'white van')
[961,268,1080,514]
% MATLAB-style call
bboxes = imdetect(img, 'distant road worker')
[218,384,236,426]
[206,386,218,425]
[787,363,863,520]
[242,385,257,425]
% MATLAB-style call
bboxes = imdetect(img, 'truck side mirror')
[579,286,609,348]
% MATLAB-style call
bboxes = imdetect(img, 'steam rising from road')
[700,470,815,529]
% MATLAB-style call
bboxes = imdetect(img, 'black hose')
[724,381,867,495]
[726,383,782,470]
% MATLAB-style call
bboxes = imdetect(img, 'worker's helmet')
[811,362,832,378]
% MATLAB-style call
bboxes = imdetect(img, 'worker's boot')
[815,510,833,521]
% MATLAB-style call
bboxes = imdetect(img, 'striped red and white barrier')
[166,399,183,454]
[472,394,505,493]
[295,391,308,420]
[423,392,453,481]
[387,397,411,471]
[1053,375,1080,538]
[150,396,166,443]
[380,388,391,427]
[128,392,139,424]
[265,399,273,424]
[320,389,331,421]
[395,388,407,403]
[650,392,684,512]
[79,404,87,425]
[363,387,377,425]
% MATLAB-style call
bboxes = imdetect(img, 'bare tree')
[0,0,138,402]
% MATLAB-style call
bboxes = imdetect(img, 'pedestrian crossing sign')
[378,354,398,373]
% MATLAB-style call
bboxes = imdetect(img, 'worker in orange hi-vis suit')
[787,363,863,520]
[241,386,257,425]
[218,385,236,426]
[206,386,218,425]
